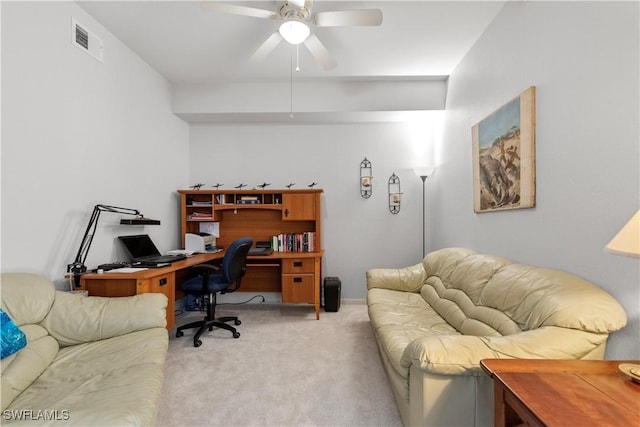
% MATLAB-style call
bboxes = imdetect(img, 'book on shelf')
[236,199,261,204]
[187,211,214,220]
[271,232,316,252]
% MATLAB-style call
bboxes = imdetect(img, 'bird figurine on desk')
[190,183,205,190]
[257,182,271,189]
[235,183,247,189]
[286,183,295,189]
[212,183,223,189]
[308,182,318,188]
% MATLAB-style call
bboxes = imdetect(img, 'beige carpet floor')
[156,303,402,427]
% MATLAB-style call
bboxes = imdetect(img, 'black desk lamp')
[67,204,160,287]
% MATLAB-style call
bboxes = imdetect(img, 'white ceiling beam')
[172,77,447,123]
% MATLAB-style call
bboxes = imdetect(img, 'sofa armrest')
[366,263,426,293]
[401,327,611,375]
[39,291,168,347]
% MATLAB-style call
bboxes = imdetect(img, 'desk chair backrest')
[221,237,253,290]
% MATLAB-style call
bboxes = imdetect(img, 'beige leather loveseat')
[366,248,627,427]
[1,273,169,426]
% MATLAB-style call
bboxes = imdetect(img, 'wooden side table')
[481,359,640,427]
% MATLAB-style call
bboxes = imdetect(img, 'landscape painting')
[472,86,536,212]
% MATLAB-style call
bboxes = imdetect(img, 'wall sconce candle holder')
[360,157,373,198]
[388,173,402,214]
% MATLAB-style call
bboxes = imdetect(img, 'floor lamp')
[414,167,435,258]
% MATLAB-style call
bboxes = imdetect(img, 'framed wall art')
[472,86,536,213]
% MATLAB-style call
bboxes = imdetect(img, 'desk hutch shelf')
[179,189,322,249]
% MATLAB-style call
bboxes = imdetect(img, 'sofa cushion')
[422,248,627,335]
[366,262,429,293]
[4,328,168,426]
[480,264,628,333]
[368,288,458,380]
[1,327,59,411]
[40,291,168,347]
[421,277,521,337]
[1,273,55,326]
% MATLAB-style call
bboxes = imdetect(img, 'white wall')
[1,2,190,289]
[189,117,443,300]
[434,1,639,359]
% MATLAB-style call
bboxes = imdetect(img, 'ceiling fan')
[202,0,383,70]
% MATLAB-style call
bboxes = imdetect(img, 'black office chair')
[176,237,253,347]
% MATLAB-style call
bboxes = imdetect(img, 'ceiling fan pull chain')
[290,46,294,119]
[296,44,300,72]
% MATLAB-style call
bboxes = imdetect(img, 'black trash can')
[323,277,341,312]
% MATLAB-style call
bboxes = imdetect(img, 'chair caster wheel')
[194,339,202,347]
[235,320,241,325]
[233,332,240,338]
[176,330,184,338]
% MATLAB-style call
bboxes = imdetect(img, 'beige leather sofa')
[1,273,169,426]
[366,248,627,427]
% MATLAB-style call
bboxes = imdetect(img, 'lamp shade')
[606,210,640,258]
[279,20,310,45]
[414,166,436,179]
[120,217,161,225]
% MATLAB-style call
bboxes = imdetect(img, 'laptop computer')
[248,240,274,256]
[248,247,274,256]
[118,234,187,266]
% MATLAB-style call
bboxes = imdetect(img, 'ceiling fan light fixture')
[279,20,310,45]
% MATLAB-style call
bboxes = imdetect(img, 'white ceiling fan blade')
[303,33,336,70]
[250,32,283,63]
[315,9,383,27]
[201,1,278,20]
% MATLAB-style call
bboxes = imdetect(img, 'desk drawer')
[282,258,315,274]
[137,273,175,330]
[282,274,315,303]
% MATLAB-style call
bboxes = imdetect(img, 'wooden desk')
[481,359,640,427]
[80,250,325,329]
[80,253,222,330]
[178,188,325,320]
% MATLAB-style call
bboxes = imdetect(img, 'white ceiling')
[78,1,506,85]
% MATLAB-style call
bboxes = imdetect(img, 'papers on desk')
[105,267,148,273]
[167,249,195,256]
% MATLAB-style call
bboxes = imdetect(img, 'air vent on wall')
[71,18,103,63]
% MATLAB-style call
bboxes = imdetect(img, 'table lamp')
[605,209,640,381]
[606,210,640,258]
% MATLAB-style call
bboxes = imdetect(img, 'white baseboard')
[342,298,366,305]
